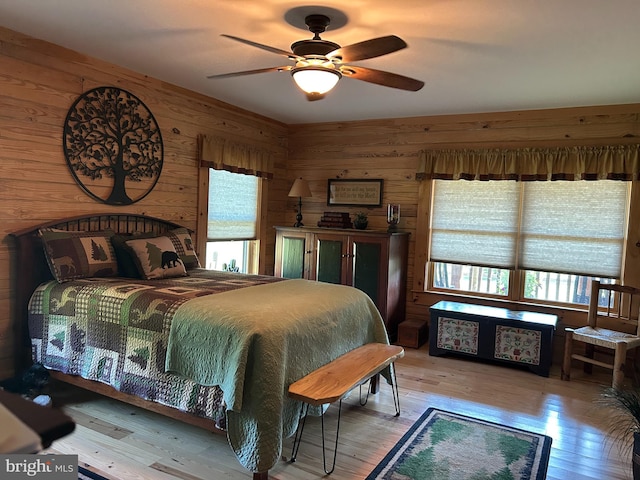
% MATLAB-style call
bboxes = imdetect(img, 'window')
[206,169,260,274]
[428,179,629,305]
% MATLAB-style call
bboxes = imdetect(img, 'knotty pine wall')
[0,27,289,379]
[287,105,640,357]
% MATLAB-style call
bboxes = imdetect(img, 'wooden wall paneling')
[0,57,82,107]
[0,95,70,128]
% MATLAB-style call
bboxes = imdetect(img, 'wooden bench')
[288,343,404,474]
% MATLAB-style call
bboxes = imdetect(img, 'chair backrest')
[588,280,640,335]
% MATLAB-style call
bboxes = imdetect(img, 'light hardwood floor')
[43,345,631,479]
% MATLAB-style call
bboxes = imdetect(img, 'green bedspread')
[166,278,389,473]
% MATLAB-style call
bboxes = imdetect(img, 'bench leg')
[359,364,401,416]
[320,400,342,475]
[390,363,401,417]
[289,402,309,463]
[290,401,344,474]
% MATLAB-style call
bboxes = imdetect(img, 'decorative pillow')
[111,232,159,278]
[166,228,201,269]
[125,235,187,279]
[39,229,118,282]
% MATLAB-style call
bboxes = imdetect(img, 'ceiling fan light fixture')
[291,67,341,95]
[211,16,424,98]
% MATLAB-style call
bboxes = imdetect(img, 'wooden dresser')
[274,226,409,341]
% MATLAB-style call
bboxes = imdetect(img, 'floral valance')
[416,144,640,181]
[198,134,274,179]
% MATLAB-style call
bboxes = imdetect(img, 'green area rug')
[366,408,552,480]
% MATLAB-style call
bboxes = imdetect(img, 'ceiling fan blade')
[207,66,292,79]
[221,34,300,60]
[328,35,407,63]
[342,65,424,91]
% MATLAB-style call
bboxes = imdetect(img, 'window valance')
[416,144,640,181]
[198,134,274,179]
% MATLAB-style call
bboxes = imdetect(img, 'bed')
[10,213,390,479]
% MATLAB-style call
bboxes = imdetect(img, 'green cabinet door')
[281,236,306,278]
[353,241,381,304]
[316,238,344,284]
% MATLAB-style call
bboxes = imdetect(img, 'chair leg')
[613,342,627,390]
[584,344,594,374]
[561,329,573,381]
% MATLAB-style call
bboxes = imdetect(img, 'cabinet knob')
[305,250,312,254]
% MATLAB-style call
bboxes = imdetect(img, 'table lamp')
[288,178,312,227]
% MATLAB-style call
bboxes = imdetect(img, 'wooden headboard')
[9,213,188,371]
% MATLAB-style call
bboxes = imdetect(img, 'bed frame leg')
[253,472,269,480]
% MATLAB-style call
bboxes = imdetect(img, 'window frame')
[420,179,630,308]
[196,167,267,275]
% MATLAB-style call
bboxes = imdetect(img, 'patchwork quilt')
[28,269,283,429]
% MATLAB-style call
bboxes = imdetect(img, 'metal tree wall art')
[63,86,163,205]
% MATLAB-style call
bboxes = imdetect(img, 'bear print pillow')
[124,235,187,280]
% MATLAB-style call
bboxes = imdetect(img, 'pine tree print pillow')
[39,228,118,282]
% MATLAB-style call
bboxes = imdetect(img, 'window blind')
[430,179,629,278]
[208,169,258,240]
[519,180,628,278]
[430,180,520,268]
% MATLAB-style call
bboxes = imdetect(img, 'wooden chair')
[562,280,640,389]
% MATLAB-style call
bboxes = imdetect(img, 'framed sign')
[327,179,383,206]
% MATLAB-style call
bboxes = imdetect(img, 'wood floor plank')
[41,345,632,479]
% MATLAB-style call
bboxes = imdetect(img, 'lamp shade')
[292,68,341,95]
[288,177,312,198]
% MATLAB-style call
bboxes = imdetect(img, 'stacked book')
[317,212,353,228]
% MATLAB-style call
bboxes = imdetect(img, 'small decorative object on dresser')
[353,212,368,230]
[397,319,428,348]
[317,212,353,228]
[387,203,400,232]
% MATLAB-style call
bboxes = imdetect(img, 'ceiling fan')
[207,14,425,101]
